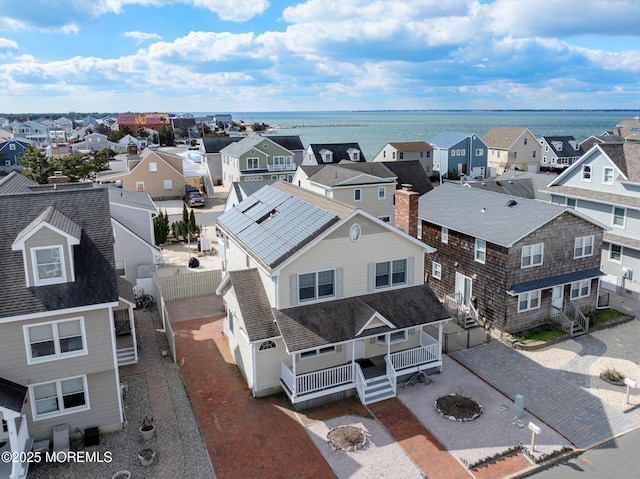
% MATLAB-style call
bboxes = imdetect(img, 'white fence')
[157,269,223,302]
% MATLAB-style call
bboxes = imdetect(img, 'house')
[482,127,541,176]
[294,162,397,223]
[302,143,366,165]
[418,183,605,334]
[116,134,148,154]
[225,179,276,211]
[545,143,640,299]
[580,134,625,152]
[11,121,49,148]
[200,137,243,185]
[372,141,434,175]
[220,135,297,187]
[538,136,583,171]
[0,185,136,479]
[70,132,119,154]
[427,132,488,179]
[605,117,640,143]
[0,139,31,175]
[96,150,189,200]
[466,171,558,201]
[215,181,451,408]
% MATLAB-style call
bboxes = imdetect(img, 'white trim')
[0,301,119,324]
[517,290,541,312]
[570,279,591,300]
[521,243,544,268]
[355,312,395,336]
[603,166,614,185]
[108,307,124,424]
[30,245,67,286]
[611,206,626,229]
[23,317,88,365]
[474,238,486,264]
[574,235,594,259]
[609,243,622,263]
[432,261,442,279]
[29,374,90,421]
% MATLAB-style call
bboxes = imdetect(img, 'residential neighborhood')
[1,111,640,479]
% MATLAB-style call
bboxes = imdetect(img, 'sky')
[0,0,639,114]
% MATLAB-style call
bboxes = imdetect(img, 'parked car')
[186,189,205,207]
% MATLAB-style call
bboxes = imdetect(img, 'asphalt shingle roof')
[228,269,279,341]
[273,284,451,352]
[482,127,529,149]
[306,164,395,187]
[201,137,243,154]
[0,171,37,194]
[0,186,118,319]
[419,182,571,247]
[380,161,434,195]
[308,143,367,163]
[0,377,27,413]
[507,267,604,294]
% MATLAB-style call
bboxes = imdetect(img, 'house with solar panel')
[546,143,640,300]
[417,183,605,336]
[215,181,451,408]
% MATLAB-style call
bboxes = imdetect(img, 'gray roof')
[0,186,118,319]
[470,170,559,200]
[231,180,276,203]
[308,143,367,163]
[273,284,450,352]
[14,205,82,246]
[0,376,27,413]
[507,267,604,294]
[201,137,243,154]
[228,269,279,341]
[601,143,640,182]
[380,161,434,195]
[0,171,37,194]
[482,127,529,149]
[217,181,354,269]
[305,164,395,188]
[539,136,583,158]
[427,132,475,149]
[419,183,573,247]
[545,184,640,209]
[107,185,157,211]
[264,135,304,151]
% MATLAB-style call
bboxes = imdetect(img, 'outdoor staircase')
[562,319,586,337]
[361,376,395,404]
[462,315,478,329]
[117,347,137,365]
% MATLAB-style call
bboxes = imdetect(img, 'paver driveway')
[451,341,639,449]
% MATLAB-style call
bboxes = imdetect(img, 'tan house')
[372,141,434,175]
[482,127,541,175]
[215,181,451,409]
[97,150,188,200]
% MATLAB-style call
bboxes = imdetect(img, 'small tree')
[19,146,52,184]
[153,210,170,245]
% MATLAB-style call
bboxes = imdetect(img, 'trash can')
[84,427,99,447]
[188,256,200,268]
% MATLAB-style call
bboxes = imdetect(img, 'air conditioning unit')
[623,268,633,280]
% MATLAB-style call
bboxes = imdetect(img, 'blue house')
[0,139,31,175]
[428,132,488,179]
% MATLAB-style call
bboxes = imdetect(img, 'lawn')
[515,328,566,344]
[588,308,625,324]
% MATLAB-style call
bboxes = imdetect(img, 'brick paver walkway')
[174,315,336,479]
[452,341,639,449]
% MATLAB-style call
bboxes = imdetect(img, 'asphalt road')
[526,427,640,479]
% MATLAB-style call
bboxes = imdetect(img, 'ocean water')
[217,110,638,161]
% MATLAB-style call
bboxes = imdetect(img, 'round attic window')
[349,223,361,242]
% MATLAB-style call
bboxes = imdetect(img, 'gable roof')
[0,171,37,194]
[13,205,82,247]
[387,141,433,152]
[220,135,285,157]
[0,376,27,414]
[380,161,434,195]
[0,186,119,319]
[107,185,157,211]
[419,182,599,247]
[263,135,304,151]
[217,181,354,270]
[305,164,395,188]
[482,127,530,149]
[308,143,367,163]
[428,132,475,149]
[201,136,243,154]
[540,136,583,158]
[273,284,450,352]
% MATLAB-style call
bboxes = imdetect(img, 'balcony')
[267,163,295,172]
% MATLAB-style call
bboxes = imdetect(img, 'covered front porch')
[1,378,33,479]
[280,323,446,405]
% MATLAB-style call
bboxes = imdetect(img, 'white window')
[376,330,407,345]
[603,167,614,185]
[31,376,89,420]
[32,246,64,286]
[149,162,157,172]
[474,239,486,264]
[299,270,335,302]
[351,151,360,161]
[574,236,594,259]
[25,318,86,364]
[461,149,466,155]
[609,244,622,262]
[582,165,592,181]
[136,181,145,192]
[115,259,126,276]
[354,189,361,201]
[375,259,407,288]
[378,187,386,199]
[259,340,276,351]
[612,207,626,228]
[163,179,172,190]
[9,144,16,151]
[475,149,483,156]
[247,158,259,169]
[518,290,540,312]
[571,280,591,299]
[521,243,544,268]
[432,262,441,279]
[300,345,336,359]
[442,227,448,244]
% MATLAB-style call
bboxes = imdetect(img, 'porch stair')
[462,315,477,329]
[562,319,586,337]
[361,376,395,405]
[117,347,137,365]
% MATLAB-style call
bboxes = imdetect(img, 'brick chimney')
[394,184,419,238]
[48,171,69,185]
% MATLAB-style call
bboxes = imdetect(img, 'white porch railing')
[355,363,366,402]
[384,355,397,396]
[389,343,440,370]
[281,362,353,397]
[267,163,295,172]
[12,416,30,478]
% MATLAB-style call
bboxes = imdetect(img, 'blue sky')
[1,0,639,113]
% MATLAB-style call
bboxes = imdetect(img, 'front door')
[354,339,365,360]
[455,272,473,306]
[552,285,564,311]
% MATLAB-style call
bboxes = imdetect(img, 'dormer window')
[33,246,65,285]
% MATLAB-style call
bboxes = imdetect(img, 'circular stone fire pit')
[435,393,483,422]
[327,425,367,452]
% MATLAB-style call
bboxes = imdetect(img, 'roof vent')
[507,200,517,207]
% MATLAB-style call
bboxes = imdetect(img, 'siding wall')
[24,228,73,286]
[331,185,395,221]
[110,203,154,245]
[113,221,156,283]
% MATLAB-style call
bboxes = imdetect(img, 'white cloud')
[0,37,18,51]
[124,31,162,45]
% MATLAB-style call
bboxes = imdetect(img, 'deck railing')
[281,362,353,397]
[280,361,296,395]
[355,364,366,402]
[384,355,397,396]
[389,342,439,370]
